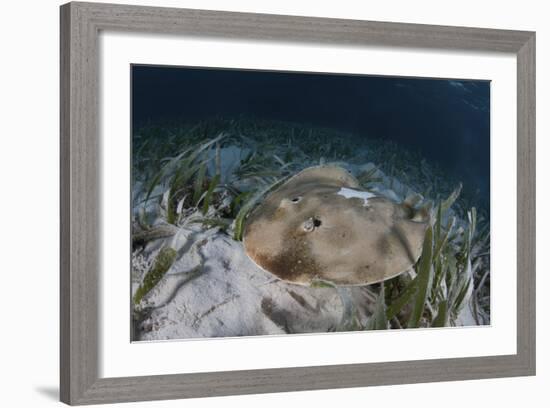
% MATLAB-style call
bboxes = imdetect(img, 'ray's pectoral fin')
[391,223,418,265]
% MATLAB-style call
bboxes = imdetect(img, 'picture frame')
[60,1,536,405]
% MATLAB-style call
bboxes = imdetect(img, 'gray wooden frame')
[60,1,536,405]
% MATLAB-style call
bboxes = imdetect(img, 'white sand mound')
[134,224,373,340]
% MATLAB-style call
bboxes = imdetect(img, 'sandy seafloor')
[131,139,483,341]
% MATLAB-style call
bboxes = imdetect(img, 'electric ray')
[243,165,431,286]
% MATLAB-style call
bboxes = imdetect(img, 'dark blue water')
[132,65,490,207]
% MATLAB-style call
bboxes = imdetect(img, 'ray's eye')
[303,218,314,232]
[313,218,322,227]
[291,197,301,203]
